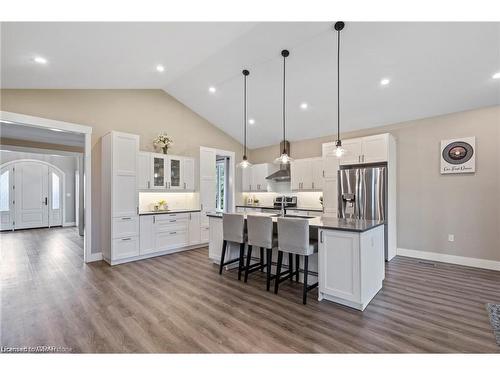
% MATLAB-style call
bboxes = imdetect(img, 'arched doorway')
[0,159,65,230]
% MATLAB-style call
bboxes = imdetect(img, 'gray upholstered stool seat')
[244,215,278,290]
[219,213,248,280]
[275,217,319,304]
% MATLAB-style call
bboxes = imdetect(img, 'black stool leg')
[295,254,300,282]
[274,250,283,294]
[260,247,265,271]
[244,245,253,283]
[266,248,272,291]
[303,255,309,305]
[219,240,227,275]
[238,243,245,281]
[288,253,294,281]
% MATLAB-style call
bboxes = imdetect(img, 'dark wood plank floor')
[1,227,499,353]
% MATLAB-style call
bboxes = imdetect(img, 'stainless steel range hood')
[266,141,291,182]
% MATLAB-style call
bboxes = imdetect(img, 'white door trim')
[0,111,93,263]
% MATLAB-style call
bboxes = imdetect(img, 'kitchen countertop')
[207,211,384,233]
[236,204,323,212]
[139,208,201,215]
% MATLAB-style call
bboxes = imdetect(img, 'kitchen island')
[208,212,385,311]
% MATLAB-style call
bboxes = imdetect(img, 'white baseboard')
[397,248,500,271]
[86,252,103,263]
[63,222,76,227]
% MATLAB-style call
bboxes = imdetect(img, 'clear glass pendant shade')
[274,152,294,164]
[238,157,252,169]
[335,145,345,158]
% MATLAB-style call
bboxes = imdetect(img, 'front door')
[14,162,49,229]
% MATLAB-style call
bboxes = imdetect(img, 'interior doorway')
[0,111,92,262]
[0,160,65,230]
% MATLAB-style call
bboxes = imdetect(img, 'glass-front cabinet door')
[167,157,182,189]
[152,155,166,189]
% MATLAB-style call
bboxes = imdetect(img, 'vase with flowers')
[153,133,173,154]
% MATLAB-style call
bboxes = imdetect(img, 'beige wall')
[0,89,243,254]
[250,106,500,262]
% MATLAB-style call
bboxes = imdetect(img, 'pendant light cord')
[337,28,340,143]
[244,73,247,158]
[282,53,286,154]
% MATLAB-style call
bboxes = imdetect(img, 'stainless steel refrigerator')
[338,165,388,259]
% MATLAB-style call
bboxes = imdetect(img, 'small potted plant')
[153,133,173,154]
[158,199,168,211]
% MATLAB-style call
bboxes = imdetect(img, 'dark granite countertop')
[207,211,384,233]
[139,209,201,216]
[236,204,323,213]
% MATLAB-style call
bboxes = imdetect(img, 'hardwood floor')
[1,227,499,353]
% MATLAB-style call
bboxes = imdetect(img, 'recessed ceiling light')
[156,65,165,72]
[33,56,48,64]
[49,128,64,132]
[248,118,255,125]
[208,86,217,94]
[493,72,500,79]
[380,78,390,86]
[300,102,308,110]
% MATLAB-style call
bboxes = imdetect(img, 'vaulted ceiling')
[2,22,499,148]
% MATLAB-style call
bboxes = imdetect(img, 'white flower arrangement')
[153,133,173,154]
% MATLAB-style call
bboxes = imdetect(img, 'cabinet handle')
[122,237,132,241]
[137,206,139,214]
[184,182,186,189]
[320,231,323,243]
[147,181,150,189]
[322,170,325,178]
[169,219,177,222]
[121,217,132,220]
[170,231,177,235]
[153,216,156,224]
[312,182,315,190]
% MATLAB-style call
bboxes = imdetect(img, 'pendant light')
[275,49,294,164]
[238,69,252,168]
[334,21,346,158]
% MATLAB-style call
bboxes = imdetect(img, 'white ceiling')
[2,22,500,148]
[0,121,85,147]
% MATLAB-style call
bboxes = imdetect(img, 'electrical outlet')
[448,234,455,242]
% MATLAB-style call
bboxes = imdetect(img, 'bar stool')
[245,215,276,290]
[275,217,319,304]
[219,213,246,280]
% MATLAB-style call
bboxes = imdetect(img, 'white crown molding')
[397,248,500,271]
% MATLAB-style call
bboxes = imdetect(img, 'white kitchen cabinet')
[182,157,195,191]
[321,143,340,215]
[166,156,182,190]
[339,138,363,165]
[241,163,273,192]
[151,153,167,189]
[291,158,323,191]
[139,212,203,257]
[141,152,194,191]
[139,215,155,254]
[362,134,388,163]
[101,131,140,265]
[189,211,201,245]
[241,167,252,192]
[137,152,151,189]
[251,164,272,191]
[339,134,389,165]
[318,225,384,311]
[200,147,216,227]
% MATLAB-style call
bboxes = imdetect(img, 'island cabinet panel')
[318,225,384,311]
[319,230,361,302]
[208,216,240,266]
